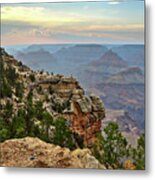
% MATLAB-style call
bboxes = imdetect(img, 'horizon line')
[1,42,145,47]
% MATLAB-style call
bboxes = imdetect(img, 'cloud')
[108,1,120,5]
[1,18,144,45]
[1,2,144,45]
[1,6,45,23]
[1,5,89,26]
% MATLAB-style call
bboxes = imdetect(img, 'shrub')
[29,74,36,82]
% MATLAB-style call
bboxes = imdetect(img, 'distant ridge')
[91,49,127,67]
[87,49,128,74]
[105,67,144,84]
[54,44,108,63]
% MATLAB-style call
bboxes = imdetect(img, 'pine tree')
[92,122,128,168]
[53,117,76,150]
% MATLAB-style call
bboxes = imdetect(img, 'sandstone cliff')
[30,77,105,145]
[0,137,106,169]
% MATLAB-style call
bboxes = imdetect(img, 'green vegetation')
[11,109,26,138]
[0,91,76,150]
[51,100,70,113]
[48,85,54,95]
[29,74,36,82]
[17,61,23,66]
[92,122,145,169]
[37,86,43,94]
[15,82,24,99]
[127,133,145,169]
[42,111,54,140]
[52,117,76,150]
[0,60,20,98]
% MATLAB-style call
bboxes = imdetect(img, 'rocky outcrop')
[30,77,105,145]
[1,48,105,146]
[66,96,105,146]
[0,137,106,169]
[30,75,84,99]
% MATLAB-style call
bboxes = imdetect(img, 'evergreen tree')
[29,74,36,82]
[128,133,145,170]
[2,101,13,123]
[11,109,26,138]
[42,111,53,140]
[53,117,76,150]
[92,122,128,168]
[0,117,10,142]
[15,82,24,99]
[135,133,145,169]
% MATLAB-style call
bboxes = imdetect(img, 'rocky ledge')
[0,137,106,169]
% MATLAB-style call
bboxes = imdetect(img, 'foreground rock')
[0,137,106,169]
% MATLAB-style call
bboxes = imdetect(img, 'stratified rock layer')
[30,77,105,145]
[0,137,106,169]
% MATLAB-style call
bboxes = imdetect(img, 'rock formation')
[0,47,105,146]
[30,76,105,146]
[0,137,106,169]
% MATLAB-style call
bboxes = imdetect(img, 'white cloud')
[108,1,120,5]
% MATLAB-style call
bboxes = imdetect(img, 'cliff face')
[0,48,105,146]
[0,137,106,169]
[30,74,105,146]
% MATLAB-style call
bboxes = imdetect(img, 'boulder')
[0,137,106,169]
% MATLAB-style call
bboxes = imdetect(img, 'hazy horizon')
[1,43,145,47]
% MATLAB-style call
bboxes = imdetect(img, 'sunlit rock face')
[30,76,105,146]
[0,137,106,169]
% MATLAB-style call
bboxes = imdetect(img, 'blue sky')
[1,0,144,45]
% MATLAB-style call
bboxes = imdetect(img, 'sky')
[1,0,144,45]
